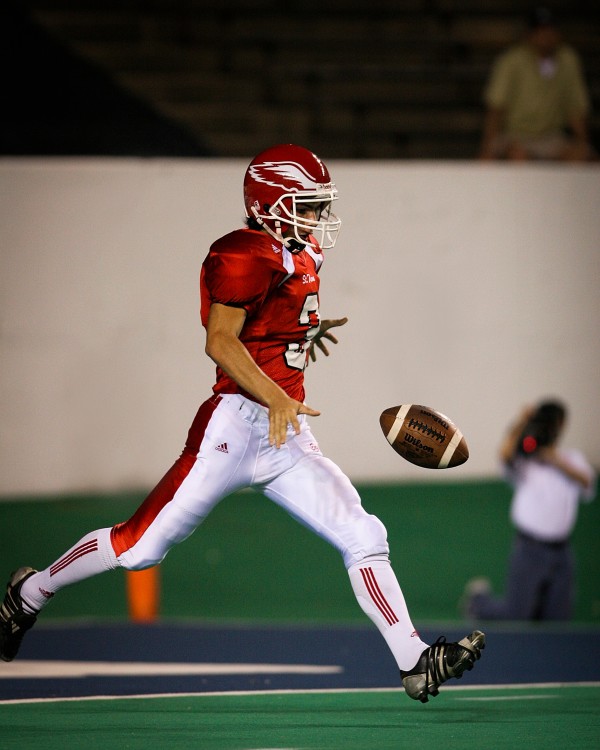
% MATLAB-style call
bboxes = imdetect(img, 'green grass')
[2,685,599,750]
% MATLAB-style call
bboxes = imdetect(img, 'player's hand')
[309,317,348,362]
[508,405,535,439]
[267,395,320,449]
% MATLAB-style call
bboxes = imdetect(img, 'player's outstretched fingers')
[299,404,321,419]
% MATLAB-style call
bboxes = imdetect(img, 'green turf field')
[1,685,599,750]
[3,484,598,749]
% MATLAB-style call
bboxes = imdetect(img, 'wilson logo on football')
[403,434,435,454]
[248,161,327,192]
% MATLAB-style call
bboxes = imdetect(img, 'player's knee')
[120,552,165,571]
[116,539,170,570]
[115,504,202,571]
[342,513,389,568]
[361,513,389,555]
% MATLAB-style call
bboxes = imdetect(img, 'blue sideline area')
[2,622,599,701]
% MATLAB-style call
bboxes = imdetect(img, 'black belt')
[517,531,569,549]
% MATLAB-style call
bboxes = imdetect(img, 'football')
[379,404,469,469]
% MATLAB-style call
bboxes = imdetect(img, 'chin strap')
[284,238,306,253]
[250,207,306,253]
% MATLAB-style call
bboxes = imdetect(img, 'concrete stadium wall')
[1,159,599,495]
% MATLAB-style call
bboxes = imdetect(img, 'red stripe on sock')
[49,539,99,577]
[364,567,399,626]
[360,567,399,626]
[360,567,394,625]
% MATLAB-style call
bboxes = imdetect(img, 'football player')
[1,144,484,701]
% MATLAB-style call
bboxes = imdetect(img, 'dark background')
[3,1,599,159]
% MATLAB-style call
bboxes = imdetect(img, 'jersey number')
[284,293,320,371]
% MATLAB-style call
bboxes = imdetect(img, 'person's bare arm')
[565,112,591,160]
[205,302,320,448]
[479,107,504,160]
[499,407,533,464]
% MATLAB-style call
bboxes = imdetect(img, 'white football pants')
[21,393,428,670]
[115,393,390,570]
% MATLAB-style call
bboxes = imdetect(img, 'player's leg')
[17,449,204,616]
[259,434,425,661]
[28,395,255,594]
[259,426,484,700]
[1,394,255,661]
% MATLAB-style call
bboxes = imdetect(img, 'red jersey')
[200,228,323,403]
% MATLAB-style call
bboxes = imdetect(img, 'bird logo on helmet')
[243,144,341,252]
[247,161,324,191]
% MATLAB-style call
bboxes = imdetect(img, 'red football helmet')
[243,144,341,251]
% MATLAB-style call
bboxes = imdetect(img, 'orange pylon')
[126,567,160,622]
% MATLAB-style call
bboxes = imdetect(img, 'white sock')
[20,528,120,613]
[348,557,428,671]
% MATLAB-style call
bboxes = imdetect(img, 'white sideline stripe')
[0,661,342,679]
[454,694,557,701]
[438,428,463,469]
[386,404,411,445]
[1,682,598,705]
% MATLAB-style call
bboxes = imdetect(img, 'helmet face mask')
[261,190,340,250]
[244,145,341,251]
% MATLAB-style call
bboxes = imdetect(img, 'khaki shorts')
[492,133,578,160]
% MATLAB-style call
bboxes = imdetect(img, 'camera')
[516,401,565,457]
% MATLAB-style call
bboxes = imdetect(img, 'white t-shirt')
[503,449,596,542]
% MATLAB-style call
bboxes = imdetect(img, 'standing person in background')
[479,7,593,161]
[1,143,485,703]
[463,399,596,621]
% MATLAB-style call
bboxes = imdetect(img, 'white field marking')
[0,661,342,679]
[1,682,598,706]
[385,404,411,445]
[437,428,463,469]
[453,695,557,701]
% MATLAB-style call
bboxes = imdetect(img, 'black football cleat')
[0,567,39,662]
[401,630,485,703]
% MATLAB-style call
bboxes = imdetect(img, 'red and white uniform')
[19,145,430,676]
[109,228,388,571]
[24,226,428,673]
[200,227,322,403]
